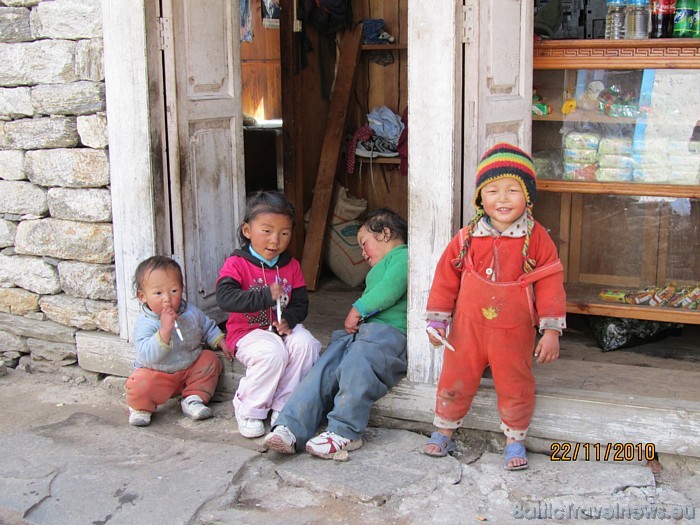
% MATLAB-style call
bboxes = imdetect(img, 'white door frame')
[102,0,168,340]
[406,1,463,384]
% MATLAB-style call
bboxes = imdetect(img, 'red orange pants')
[435,265,537,437]
[125,349,222,412]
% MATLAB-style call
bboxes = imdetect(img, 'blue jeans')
[273,322,407,451]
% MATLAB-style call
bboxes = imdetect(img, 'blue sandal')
[423,431,456,457]
[503,441,529,470]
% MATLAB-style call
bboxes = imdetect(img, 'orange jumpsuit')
[426,218,566,437]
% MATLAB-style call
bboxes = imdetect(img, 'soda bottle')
[692,0,700,36]
[674,0,694,36]
[651,0,676,35]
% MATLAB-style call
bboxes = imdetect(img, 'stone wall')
[0,0,115,380]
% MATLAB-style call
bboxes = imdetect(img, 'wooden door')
[162,0,246,321]
[462,0,533,218]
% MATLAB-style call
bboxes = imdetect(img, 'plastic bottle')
[693,0,700,37]
[605,0,627,39]
[650,0,675,36]
[625,0,650,38]
[674,0,694,36]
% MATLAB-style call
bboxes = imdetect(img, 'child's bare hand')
[219,340,234,361]
[274,318,291,336]
[269,282,284,301]
[534,330,560,364]
[426,326,446,347]
[159,302,177,341]
[344,307,362,334]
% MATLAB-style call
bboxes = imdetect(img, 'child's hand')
[218,340,234,361]
[344,307,362,334]
[159,301,177,343]
[426,326,447,348]
[274,318,291,336]
[269,282,285,301]
[534,330,560,364]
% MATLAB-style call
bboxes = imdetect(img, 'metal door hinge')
[462,3,475,44]
[157,17,172,50]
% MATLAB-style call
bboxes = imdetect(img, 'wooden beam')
[373,377,700,458]
[300,23,363,291]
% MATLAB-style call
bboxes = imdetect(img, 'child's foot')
[181,395,212,420]
[128,407,151,427]
[503,440,528,470]
[305,431,363,459]
[263,425,296,454]
[235,410,265,438]
[423,431,456,457]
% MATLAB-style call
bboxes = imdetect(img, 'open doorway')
[240,0,283,195]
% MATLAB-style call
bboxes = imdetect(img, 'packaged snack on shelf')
[627,288,656,305]
[532,101,552,116]
[564,147,598,164]
[599,137,633,155]
[633,151,667,168]
[632,168,668,183]
[649,283,677,307]
[667,170,700,185]
[598,153,634,169]
[599,284,700,310]
[563,162,596,181]
[597,86,640,118]
[670,154,700,171]
[564,131,600,150]
[595,167,633,181]
[598,290,628,303]
[533,149,563,180]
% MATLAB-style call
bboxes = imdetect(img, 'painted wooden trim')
[102,0,160,341]
[534,39,700,70]
[539,180,700,199]
[406,1,462,384]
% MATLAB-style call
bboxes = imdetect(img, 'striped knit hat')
[474,143,537,210]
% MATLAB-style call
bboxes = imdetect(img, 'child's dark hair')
[359,208,408,243]
[238,190,296,246]
[133,256,183,294]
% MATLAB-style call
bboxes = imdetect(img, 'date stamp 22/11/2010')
[550,442,656,462]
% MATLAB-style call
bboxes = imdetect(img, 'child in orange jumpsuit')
[423,143,566,470]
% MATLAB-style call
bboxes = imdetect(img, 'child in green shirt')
[263,208,408,458]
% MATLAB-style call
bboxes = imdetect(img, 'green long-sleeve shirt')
[353,244,408,335]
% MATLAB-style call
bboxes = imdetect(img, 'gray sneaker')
[181,395,212,420]
[128,407,151,426]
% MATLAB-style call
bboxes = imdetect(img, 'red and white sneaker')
[305,431,363,459]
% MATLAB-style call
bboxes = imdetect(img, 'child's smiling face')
[137,267,183,316]
[479,177,527,232]
[242,212,293,261]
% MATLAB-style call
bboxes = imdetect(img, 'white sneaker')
[270,410,280,427]
[305,431,363,459]
[128,407,151,427]
[262,425,296,454]
[235,410,265,438]
[180,395,212,420]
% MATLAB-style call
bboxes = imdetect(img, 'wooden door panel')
[164,0,246,319]
[463,0,533,219]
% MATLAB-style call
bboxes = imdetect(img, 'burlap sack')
[324,186,369,287]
